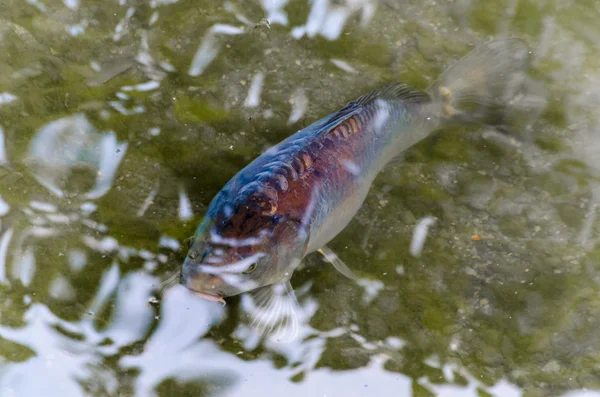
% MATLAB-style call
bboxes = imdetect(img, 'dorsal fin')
[355,82,430,106]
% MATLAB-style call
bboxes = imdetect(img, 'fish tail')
[427,38,533,128]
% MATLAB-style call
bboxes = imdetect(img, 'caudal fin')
[427,38,533,127]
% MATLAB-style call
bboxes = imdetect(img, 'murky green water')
[1,0,600,396]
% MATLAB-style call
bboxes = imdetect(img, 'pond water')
[1,0,600,396]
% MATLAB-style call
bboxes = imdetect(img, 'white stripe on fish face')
[199,252,266,274]
[220,274,259,291]
[209,228,267,247]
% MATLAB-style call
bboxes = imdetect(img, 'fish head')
[181,188,308,299]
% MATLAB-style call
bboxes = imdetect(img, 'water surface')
[1,0,600,396]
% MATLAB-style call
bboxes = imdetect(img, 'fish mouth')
[185,287,226,305]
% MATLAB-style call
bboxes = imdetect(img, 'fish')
[168,38,534,341]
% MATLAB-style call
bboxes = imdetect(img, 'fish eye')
[243,263,257,274]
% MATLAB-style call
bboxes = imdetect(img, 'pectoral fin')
[241,281,300,343]
[318,246,357,280]
[158,270,181,296]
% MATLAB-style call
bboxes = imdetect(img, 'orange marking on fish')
[341,125,350,138]
[348,117,359,132]
[301,153,313,169]
[262,202,277,215]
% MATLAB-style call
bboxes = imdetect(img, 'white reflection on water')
[150,0,179,7]
[120,285,226,397]
[66,20,88,37]
[102,272,158,347]
[0,269,158,397]
[260,0,289,25]
[0,214,580,397]
[0,126,8,166]
[564,392,600,397]
[0,195,9,216]
[9,226,60,288]
[68,248,87,273]
[291,0,376,40]
[178,184,193,221]
[421,362,522,397]
[0,92,18,106]
[137,30,170,81]
[26,113,127,200]
[14,245,35,287]
[244,71,266,108]
[224,1,252,25]
[158,235,180,251]
[113,7,136,42]
[410,216,437,257]
[29,200,57,213]
[122,81,161,92]
[579,186,600,250]
[25,0,46,12]
[330,58,358,74]
[189,24,245,77]
[137,181,160,217]
[288,88,308,125]
[63,0,79,9]
[120,282,420,397]
[0,227,13,285]
[48,275,77,301]
[356,278,384,305]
